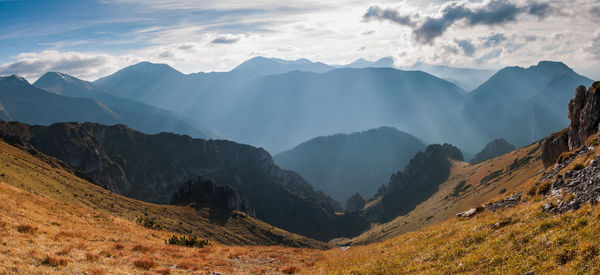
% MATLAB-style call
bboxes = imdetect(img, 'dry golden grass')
[336,141,543,245]
[0,182,324,274]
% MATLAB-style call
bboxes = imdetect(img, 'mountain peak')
[0,74,30,89]
[531,60,575,75]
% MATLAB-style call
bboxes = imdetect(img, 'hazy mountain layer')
[274,127,425,202]
[34,72,216,139]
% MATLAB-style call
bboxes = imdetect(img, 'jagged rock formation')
[0,121,368,241]
[274,127,425,202]
[568,83,600,150]
[471,138,515,164]
[363,144,463,222]
[485,192,522,212]
[542,82,600,167]
[171,176,256,217]
[345,193,367,212]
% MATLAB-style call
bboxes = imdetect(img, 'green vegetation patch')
[450,180,472,197]
[508,156,533,171]
[481,169,504,184]
[166,235,211,248]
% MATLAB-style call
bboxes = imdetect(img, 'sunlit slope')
[0,182,325,274]
[0,140,326,248]
[347,141,543,245]
[308,141,600,274]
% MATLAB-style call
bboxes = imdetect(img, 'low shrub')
[166,235,210,248]
[136,215,162,230]
[281,265,300,274]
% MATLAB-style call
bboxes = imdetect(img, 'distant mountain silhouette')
[34,72,216,139]
[405,62,496,91]
[274,127,425,202]
[336,57,395,69]
[470,138,515,164]
[232,56,334,75]
[0,75,122,125]
[465,61,594,147]
[0,121,368,241]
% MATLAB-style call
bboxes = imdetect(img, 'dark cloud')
[363,6,416,27]
[482,33,507,47]
[211,36,239,44]
[591,5,600,19]
[454,39,475,56]
[528,2,553,19]
[366,1,557,45]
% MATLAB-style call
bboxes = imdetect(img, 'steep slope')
[274,127,425,203]
[405,62,496,91]
[0,181,325,274]
[0,121,368,241]
[346,140,542,245]
[464,61,594,147]
[362,144,464,223]
[0,75,122,125]
[471,138,516,164]
[34,72,216,139]
[0,138,325,248]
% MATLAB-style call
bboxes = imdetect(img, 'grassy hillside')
[0,140,326,248]
[339,141,543,245]
[307,138,600,274]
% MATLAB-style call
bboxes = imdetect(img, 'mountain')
[363,144,464,223]
[94,60,470,153]
[215,68,468,153]
[0,75,122,125]
[465,61,594,147]
[337,57,395,68]
[404,62,496,91]
[274,127,425,202]
[0,121,368,241]
[231,56,334,75]
[34,72,216,139]
[470,138,516,164]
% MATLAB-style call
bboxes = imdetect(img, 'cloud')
[363,6,416,27]
[454,39,475,56]
[0,51,138,81]
[211,36,240,44]
[482,33,507,47]
[366,1,558,45]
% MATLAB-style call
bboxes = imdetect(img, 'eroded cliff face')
[0,121,368,241]
[542,82,600,168]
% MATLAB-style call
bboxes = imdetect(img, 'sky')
[0,0,599,81]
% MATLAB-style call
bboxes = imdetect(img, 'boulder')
[541,128,569,168]
[568,82,600,150]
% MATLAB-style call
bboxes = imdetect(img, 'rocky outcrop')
[0,121,368,241]
[364,144,463,222]
[541,128,569,167]
[542,153,600,214]
[541,82,600,167]
[171,176,256,217]
[345,193,366,212]
[568,84,600,150]
[485,192,522,212]
[471,138,515,164]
